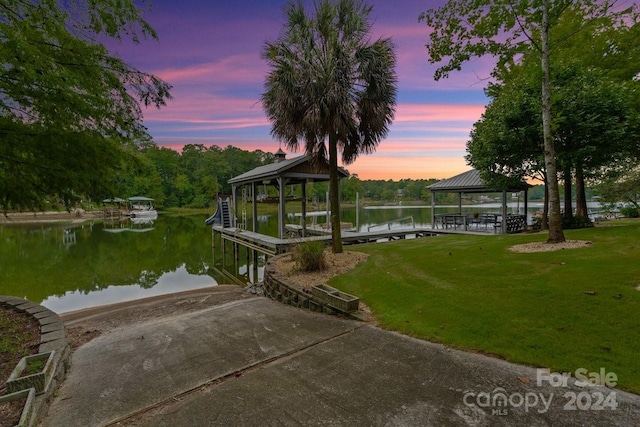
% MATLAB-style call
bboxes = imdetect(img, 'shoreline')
[0,211,106,224]
[60,285,247,325]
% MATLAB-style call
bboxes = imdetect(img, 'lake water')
[0,202,587,313]
[0,215,227,313]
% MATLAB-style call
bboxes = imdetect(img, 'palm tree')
[262,0,397,253]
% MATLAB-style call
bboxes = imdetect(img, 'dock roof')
[228,154,348,186]
[428,169,530,193]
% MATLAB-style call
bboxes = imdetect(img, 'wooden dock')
[212,225,438,257]
[341,228,437,244]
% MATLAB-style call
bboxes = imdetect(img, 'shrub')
[293,241,327,272]
[562,215,594,229]
[531,216,543,231]
[532,214,594,230]
[619,206,640,218]
[187,195,211,209]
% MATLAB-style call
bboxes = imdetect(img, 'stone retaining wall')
[0,296,71,427]
[263,255,363,320]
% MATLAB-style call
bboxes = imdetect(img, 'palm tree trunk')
[328,133,343,253]
[541,0,566,243]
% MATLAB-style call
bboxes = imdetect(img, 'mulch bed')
[0,306,41,427]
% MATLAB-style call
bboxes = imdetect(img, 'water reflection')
[41,264,216,313]
[0,215,219,313]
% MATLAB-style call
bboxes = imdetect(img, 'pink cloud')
[143,95,264,123]
[375,139,467,154]
[143,100,483,130]
[157,54,266,86]
[395,103,485,123]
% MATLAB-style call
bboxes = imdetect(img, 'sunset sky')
[109,0,495,180]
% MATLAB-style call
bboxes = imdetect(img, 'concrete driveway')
[44,289,640,426]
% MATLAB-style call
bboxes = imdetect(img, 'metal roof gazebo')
[427,169,531,233]
[227,149,349,238]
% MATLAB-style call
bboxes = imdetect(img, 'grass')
[25,359,45,375]
[329,219,640,394]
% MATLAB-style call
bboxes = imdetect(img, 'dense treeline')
[100,144,461,208]
[91,143,556,210]
[107,144,274,209]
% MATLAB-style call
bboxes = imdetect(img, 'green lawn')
[328,219,640,394]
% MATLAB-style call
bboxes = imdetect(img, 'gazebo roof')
[428,169,530,193]
[228,154,349,186]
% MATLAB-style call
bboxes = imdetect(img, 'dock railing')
[367,216,415,232]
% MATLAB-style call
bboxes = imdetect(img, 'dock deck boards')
[212,226,439,256]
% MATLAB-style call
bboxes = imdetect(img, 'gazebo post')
[231,184,238,228]
[301,182,307,237]
[248,181,258,278]
[458,192,462,214]
[251,182,257,232]
[278,177,286,239]
[524,189,529,225]
[430,191,436,228]
[501,190,507,234]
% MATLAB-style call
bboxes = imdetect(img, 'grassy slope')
[329,219,640,394]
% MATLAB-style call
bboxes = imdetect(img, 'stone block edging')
[0,296,71,427]
[263,255,363,320]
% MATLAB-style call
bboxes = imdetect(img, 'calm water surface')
[1,203,548,313]
[0,215,223,313]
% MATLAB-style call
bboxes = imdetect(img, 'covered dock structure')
[227,149,349,239]
[428,169,531,234]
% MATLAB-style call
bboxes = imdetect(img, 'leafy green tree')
[181,143,255,201]
[380,188,396,202]
[341,175,364,202]
[130,167,164,206]
[554,66,637,218]
[0,0,171,212]
[466,4,639,226]
[598,166,640,210]
[418,2,547,241]
[467,58,550,225]
[420,180,439,202]
[422,0,638,242]
[174,173,193,206]
[197,152,225,205]
[262,0,397,253]
[362,180,384,200]
[421,0,569,241]
[112,144,270,209]
[400,179,424,200]
[469,63,638,226]
[139,146,181,205]
[219,146,270,194]
[467,68,544,181]
[549,6,640,219]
